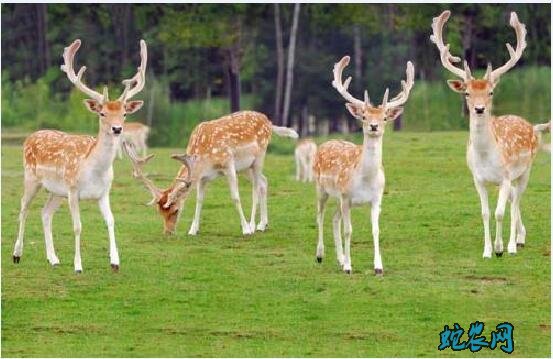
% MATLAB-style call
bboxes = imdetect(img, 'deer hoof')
[375,268,384,276]
[495,252,503,257]
[316,256,322,263]
[517,243,525,248]
[13,256,20,264]
[344,269,351,275]
[75,269,82,274]
[111,264,119,272]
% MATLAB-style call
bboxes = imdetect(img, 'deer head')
[332,56,414,137]
[430,11,527,118]
[124,142,194,235]
[60,39,147,137]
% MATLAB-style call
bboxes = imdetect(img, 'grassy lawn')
[1,132,550,357]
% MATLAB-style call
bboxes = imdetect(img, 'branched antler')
[332,56,366,107]
[123,141,161,205]
[60,39,106,102]
[430,10,470,81]
[386,61,415,109]
[489,12,527,83]
[118,40,148,102]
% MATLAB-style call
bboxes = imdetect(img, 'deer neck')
[85,125,120,172]
[358,133,383,175]
[469,111,497,152]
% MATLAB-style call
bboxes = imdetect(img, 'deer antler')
[123,141,161,205]
[489,12,527,83]
[119,39,148,102]
[430,11,470,81]
[60,39,106,103]
[385,61,415,109]
[332,56,366,107]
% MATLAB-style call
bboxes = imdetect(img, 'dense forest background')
[1,3,550,146]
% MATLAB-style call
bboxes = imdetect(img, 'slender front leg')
[371,199,383,275]
[42,194,63,266]
[473,179,492,258]
[340,196,353,274]
[226,162,252,235]
[13,178,40,263]
[332,206,344,267]
[99,194,119,270]
[494,180,512,257]
[257,174,268,231]
[189,178,207,236]
[315,189,329,262]
[68,190,83,273]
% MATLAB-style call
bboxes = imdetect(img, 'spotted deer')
[295,138,317,182]
[12,39,147,273]
[314,56,414,275]
[430,11,550,257]
[126,111,298,235]
[117,122,150,159]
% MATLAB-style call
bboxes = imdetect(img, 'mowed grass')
[1,132,550,357]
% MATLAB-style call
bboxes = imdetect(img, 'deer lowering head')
[332,56,414,136]
[123,142,193,234]
[430,10,527,117]
[60,39,147,137]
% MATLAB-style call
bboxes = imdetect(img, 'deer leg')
[68,190,83,273]
[515,170,530,248]
[371,198,384,276]
[226,162,252,235]
[473,179,492,258]
[257,174,268,231]
[332,206,344,267]
[13,177,41,263]
[305,157,313,182]
[42,194,63,266]
[99,194,119,270]
[315,190,329,262]
[189,178,207,236]
[494,180,511,257]
[247,169,259,231]
[341,196,353,274]
[295,153,301,181]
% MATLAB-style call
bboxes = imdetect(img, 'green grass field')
[1,132,550,357]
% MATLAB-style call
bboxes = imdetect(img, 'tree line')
[1,4,550,142]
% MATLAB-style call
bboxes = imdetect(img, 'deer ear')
[125,100,144,114]
[84,99,103,113]
[345,103,363,120]
[447,80,466,93]
[386,107,404,121]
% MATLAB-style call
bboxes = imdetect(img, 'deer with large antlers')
[12,39,147,273]
[430,11,550,257]
[126,111,298,235]
[313,56,414,275]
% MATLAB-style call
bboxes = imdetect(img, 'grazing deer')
[126,111,298,235]
[314,56,414,275]
[430,11,550,257]
[12,39,147,273]
[117,122,150,159]
[295,138,317,182]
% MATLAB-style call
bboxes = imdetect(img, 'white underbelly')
[42,173,112,200]
[234,155,255,171]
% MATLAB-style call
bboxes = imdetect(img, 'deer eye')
[464,93,469,98]
[489,91,494,96]
[123,113,127,117]
[100,113,106,117]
